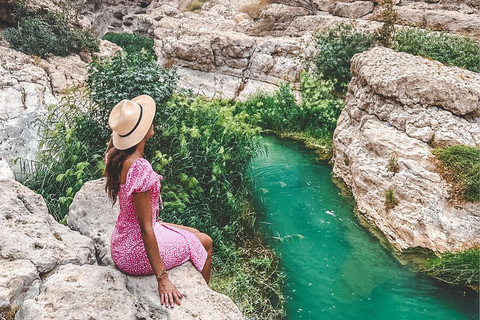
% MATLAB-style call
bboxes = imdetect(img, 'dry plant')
[270,0,317,15]
[239,0,270,20]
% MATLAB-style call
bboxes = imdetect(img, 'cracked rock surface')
[0,176,243,319]
[332,47,480,253]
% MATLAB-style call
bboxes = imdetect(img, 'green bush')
[237,77,343,140]
[86,50,177,144]
[432,145,479,202]
[237,83,300,133]
[418,248,479,288]
[3,4,99,58]
[312,23,479,95]
[314,22,374,92]
[102,32,156,58]
[299,71,344,137]
[393,28,480,72]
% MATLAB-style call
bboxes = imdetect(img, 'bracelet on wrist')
[156,270,168,281]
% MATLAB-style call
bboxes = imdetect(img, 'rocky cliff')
[332,46,479,253]
[73,0,477,99]
[7,0,475,101]
[0,165,242,320]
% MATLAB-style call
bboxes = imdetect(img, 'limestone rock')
[350,47,480,117]
[372,2,479,37]
[37,40,122,95]
[0,259,37,310]
[0,157,14,181]
[126,262,243,320]
[15,264,140,320]
[0,46,57,165]
[332,47,480,253]
[0,176,242,318]
[68,178,119,266]
[331,1,375,18]
[68,0,478,103]
[0,180,96,273]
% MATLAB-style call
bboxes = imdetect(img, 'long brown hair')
[105,145,137,204]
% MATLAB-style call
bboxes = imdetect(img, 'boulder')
[331,1,375,18]
[15,264,140,320]
[0,157,14,180]
[68,178,119,266]
[332,47,480,253]
[0,180,96,273]
[126,263,243,320]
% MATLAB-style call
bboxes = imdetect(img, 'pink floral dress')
[107,156,207,275]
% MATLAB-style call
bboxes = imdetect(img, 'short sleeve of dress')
[123,158,158,197]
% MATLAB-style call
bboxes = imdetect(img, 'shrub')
[3,3,99,58]
[299,71,344,137]
[374,0,398,47]
[86,50,177,145]
[418,247,479,288]
[392,28,480,72]
[237,76,343,140]
[239,0,270,19]
[185,0,208,12]
[314,22,374,92]
[384,187,398,209]
[236,83,300,132]
[102,32,156,58]
[431,145,479,202]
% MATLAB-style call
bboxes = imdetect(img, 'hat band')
[118,103,144,138]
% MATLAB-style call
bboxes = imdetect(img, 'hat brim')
[112,95,156,150]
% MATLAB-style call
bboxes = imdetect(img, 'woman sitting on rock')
[104,94,213,309]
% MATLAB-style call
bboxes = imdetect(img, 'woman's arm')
[133,191,183,308]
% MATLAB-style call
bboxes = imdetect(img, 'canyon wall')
[332,46,479,253]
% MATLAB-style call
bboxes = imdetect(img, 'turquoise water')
[248,135,479,320]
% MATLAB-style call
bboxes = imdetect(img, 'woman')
[104,95,213,309]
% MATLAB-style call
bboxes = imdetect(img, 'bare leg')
[195,233,213,284]
[161,222,213,284]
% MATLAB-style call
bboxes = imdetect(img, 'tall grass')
[21,88,105,221]
[418,248,479,289]
[432,145,479,203]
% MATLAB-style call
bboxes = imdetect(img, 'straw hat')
[109,95,156,150]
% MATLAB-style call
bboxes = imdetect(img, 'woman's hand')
[158,276,183,308]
